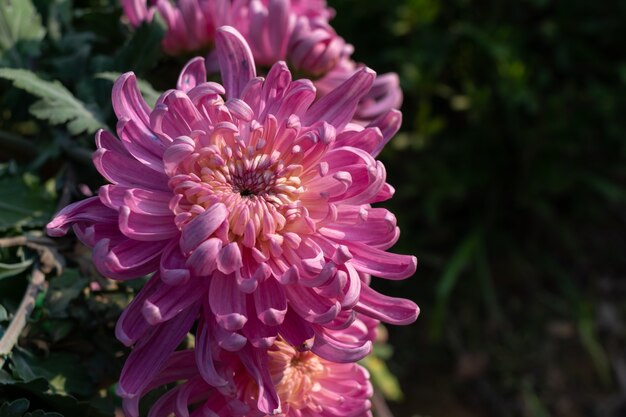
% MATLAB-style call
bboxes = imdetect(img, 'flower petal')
[216,26,256,99]
[177,56,207,92]
[355,284,419,325]
[304,67,375,129]
[180,203,228,254]
[253,277,287,326]
[348,241,417,280]
[118,303,199,398]
[209,271,248,331]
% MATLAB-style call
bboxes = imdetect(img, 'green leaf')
[578,303,612,386]
[430,230,481,341]
[95,72,161,108]
[45,269,87,317]
[113,20,164,74]
[0,376,75,417]
[360,355,404,401]
[0,259,33,280]
[10,350,94,397]
[0,68,105,135]
[0,176,55,231]
[0,0,45,66]
[0,398,29,417]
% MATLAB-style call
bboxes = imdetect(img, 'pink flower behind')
[47,26,417,414]
[120,0,400,121]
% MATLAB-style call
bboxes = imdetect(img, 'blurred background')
[1,0,625,416]
[330,0,626,416]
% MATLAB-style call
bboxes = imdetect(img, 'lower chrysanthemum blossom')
[124,335,374,417]
[47,26,418,414]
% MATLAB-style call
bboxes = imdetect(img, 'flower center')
[169,134,306,246]
[268,341,326,411]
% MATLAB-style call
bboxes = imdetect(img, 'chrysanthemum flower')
[47,26,417,413]
[120,0,400,121]
[124,335,374,417]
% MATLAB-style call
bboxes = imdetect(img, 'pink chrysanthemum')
[121,0,345,67]
[47,26,417,414]
[125,321,376,417]
[120,0,400,122]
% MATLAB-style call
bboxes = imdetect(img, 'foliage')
[0,0,45,67]
[0,69,105,135]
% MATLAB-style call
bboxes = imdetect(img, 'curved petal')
[112,72,152,137]
[93,238,165,280]
[177,56,207,92]
[47,197,117,237]
[118,303,199,398]
[215,26,256,99]
[239,345,281,415]
[180,203,228,254]
[195,316,229,387]
[303,67,375,130]
[209,271,248,331]
[115,273,161,346]
[311,327,372,363]
[348,241,417,280]
[354,284,419,325]
[253,277,287,326]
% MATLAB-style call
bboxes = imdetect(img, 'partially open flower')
[120,0,399,120]
[47,26,417,414]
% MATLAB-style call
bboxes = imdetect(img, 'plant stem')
[0,268,46,368]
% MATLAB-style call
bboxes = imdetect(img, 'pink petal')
[112,72,152,137]
[311,328,372,363]
[117,118,166,172]
[366,109,402,157]
[195,315,229,387]
[253,277,287,326]
[355,284,419,325]
[123,188,173,216]
[285,285,340,324]
[348,241,417,280]
[177,56,207,92]
[278,308,314,347]
[118,303,199,398]
[46,197,117,237]
[239,345,281,415]
[93,147,169,191]
[304,67,375,129]
[209,271,247,331]
[93,238,165,280]
[142,276,204,325]
[160,240,190,285]
[119,206,178,241]
[115,273,160,346]
[186,237,222,276]
[216,242,243,275]
[215,26,256,99]
[180,203,228,254]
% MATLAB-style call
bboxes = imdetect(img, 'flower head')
[47,26,417,414]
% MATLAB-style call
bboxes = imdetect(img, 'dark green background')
[330,0,626,415]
